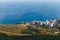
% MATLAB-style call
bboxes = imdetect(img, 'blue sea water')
[0,2,60,24]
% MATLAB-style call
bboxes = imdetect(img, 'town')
[19,18,60,28]
[31,18,60,27]
[15,18,60,35]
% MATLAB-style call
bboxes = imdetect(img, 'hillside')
[0,24,28,36]
[0,24,60,40]
[0,23,59,36]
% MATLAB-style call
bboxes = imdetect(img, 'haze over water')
[0,1,60,24]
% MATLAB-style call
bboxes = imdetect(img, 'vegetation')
[0,23,59,40]
[0,34,60,40]
[0,23,59,36]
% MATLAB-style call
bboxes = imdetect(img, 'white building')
[40,20,50,26]
[45,20,50,25]
[32,20,41,25]
[50,22,54,27]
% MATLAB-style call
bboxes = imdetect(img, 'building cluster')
[19,18,60,28]
[31,19,58,27]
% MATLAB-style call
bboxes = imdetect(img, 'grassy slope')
[0,24,59,36]
[0,24,60,40]
[0,24,28,36]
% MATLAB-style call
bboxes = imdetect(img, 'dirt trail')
[0,31,32,36]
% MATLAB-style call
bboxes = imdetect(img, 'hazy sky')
[0,0,60,2]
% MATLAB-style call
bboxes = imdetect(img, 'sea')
[0,2,60,24]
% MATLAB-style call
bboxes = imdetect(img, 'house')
[49,22,54,27]
[39,20,50,26]
[31,20,41,25]
[47,19,57,27]
[45,20,50,25]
